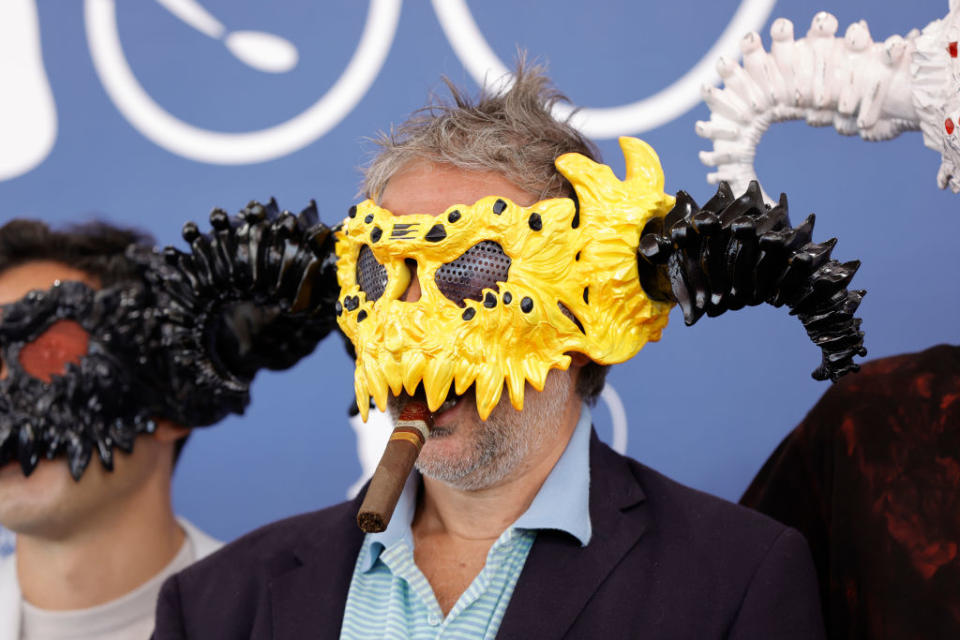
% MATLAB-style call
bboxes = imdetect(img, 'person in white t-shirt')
[0,220,222,640]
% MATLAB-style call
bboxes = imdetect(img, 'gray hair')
[362,60,600,201]
[362,59,609,405]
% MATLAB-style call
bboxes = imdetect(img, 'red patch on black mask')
[18,319,90,382]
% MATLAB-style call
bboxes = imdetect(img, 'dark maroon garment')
[742,344,960,640]
[154,431,825,639]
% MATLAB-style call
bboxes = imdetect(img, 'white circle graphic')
[431,0,777,138]
[601,384,628,455]
[84,0,401,164]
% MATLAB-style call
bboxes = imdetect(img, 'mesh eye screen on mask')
[357,240,512,307]
[356,245,388,302]
[435,241,511,306]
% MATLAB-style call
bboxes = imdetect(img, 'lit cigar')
[356,400,432,533]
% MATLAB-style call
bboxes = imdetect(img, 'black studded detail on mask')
[521,297,534,313]
[448,209,461,223]
[349,205,357,218]
[336,300,343,316]
[503,292,512,305]
[529,213,542,231]
[462,308,476,321]
[492,199,507,215]
[357,310,368,322]
[344,296,359,311]
[364,214,374,224]
[583,287,589,304]
[370,227,382,243]
[425,224,447,242]
[483,292,497,308]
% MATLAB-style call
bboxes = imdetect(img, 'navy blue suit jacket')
[154,432,825,639]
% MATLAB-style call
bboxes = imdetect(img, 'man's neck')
[410,394,582,615]
[14,474,184,610]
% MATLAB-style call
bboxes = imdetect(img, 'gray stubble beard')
[388,368,571,491]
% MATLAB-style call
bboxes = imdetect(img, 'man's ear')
[153,419,191,444]
[569,352,590,367]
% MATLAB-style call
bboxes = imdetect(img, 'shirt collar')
[512,403,592,547]
[359,403,594,573]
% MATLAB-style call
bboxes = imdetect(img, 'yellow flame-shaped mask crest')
[336,137,676,420]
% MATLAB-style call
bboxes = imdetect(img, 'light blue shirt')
[339,404,594,639]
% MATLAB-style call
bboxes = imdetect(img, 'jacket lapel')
[269,495,366,640]
[497,431,650,639]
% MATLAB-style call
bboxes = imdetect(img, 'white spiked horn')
[696,5,960,200]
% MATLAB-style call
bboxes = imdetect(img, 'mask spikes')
[506,365,526,411]
[453,359,477,396]
[619,136,667,192]
[423,355,454,412]
[401,351,427,396]
[354,371,371,421]
[382,354,404,397]
[555,153,620,204]
[523,358,550,393]
[363,356,389,413]
[475,367,505,421]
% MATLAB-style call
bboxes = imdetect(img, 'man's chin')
[418,427,469,464]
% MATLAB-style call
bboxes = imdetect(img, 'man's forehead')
[0,261,99,306]
[379,161,538,216]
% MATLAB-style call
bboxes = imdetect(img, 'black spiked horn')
[637,181,867,381]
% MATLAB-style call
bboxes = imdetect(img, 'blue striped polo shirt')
[339,405,593,639]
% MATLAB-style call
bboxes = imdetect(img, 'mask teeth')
[382,354,404,397]
[363,355,389,412]
[475,366,505,421]
[453,360,477,396]
[423,355,454,412]
[524,357,549,393]
[354,372,371,421]
[401,351,427,396]
[506,365,526,411]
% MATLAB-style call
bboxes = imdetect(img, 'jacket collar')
[497,429,649,639]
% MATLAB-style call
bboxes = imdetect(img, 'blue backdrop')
[1,0,956,542]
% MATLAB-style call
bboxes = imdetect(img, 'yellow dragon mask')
[336,137,675,421]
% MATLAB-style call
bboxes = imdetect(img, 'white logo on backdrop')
[0,0,57,182]
[0,0,775,177]
[346,383,630,498]
[84,0,400,164]
[432,0,778,137]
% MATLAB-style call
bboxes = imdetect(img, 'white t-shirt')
[18,535,196,640]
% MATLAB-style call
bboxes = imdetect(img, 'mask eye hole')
[18,319,89,383]
[435,241,511,307]
[356,245,388,302]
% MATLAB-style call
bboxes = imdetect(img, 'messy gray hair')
[362,60,609,405]
[363,60,600,201]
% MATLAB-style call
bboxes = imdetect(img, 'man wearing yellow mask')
[154,64,866,639]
